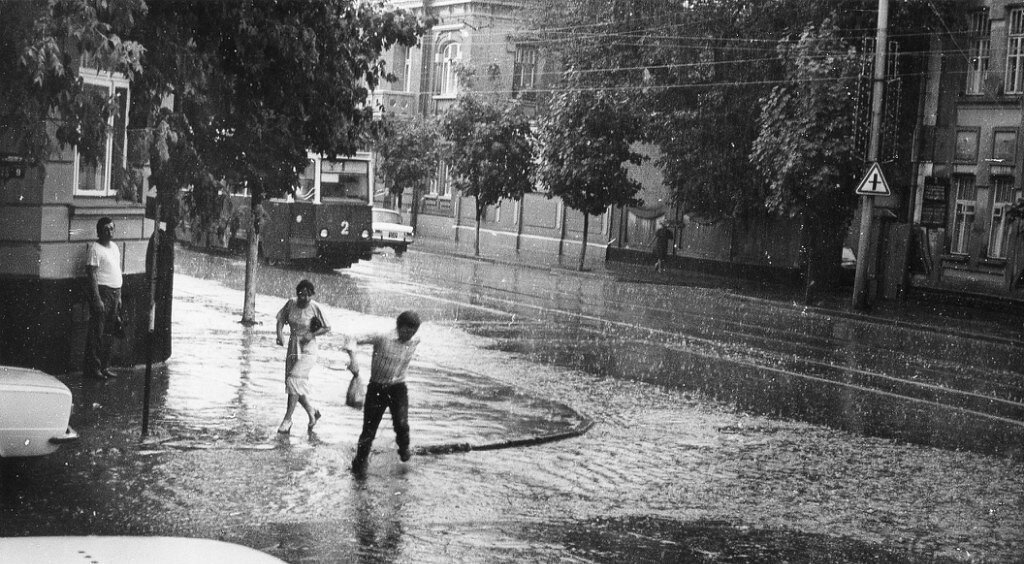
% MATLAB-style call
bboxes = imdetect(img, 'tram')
[180,152,375,269]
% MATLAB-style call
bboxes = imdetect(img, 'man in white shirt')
[350,311,421,475]
[83,217,123,380]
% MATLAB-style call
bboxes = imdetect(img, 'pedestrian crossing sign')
[855,162,891,196]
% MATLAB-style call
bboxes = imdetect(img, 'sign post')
[855,163,891,197]
[852,0,889,310]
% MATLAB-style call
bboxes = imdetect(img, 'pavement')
[119,254,597,461]
[409,235,1024,345]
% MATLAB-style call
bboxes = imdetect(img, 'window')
[295,160,316,201]
[512,46,539,96]
[993,130,1017,162]
[954,129,979,162]
[1007,8,1024,94]
[392,45,413,93]
[967,10,990,95]
[320,158,370,200]
[430,161,451,198]
[403,47,414,93]
[988,177,1016,259]
[75,70,130,197]
[950,175,976,255]
[437,42,461,97]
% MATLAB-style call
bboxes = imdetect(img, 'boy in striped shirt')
[350,311,421,474]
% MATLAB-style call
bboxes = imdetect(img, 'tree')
[530,0,962,285]
[127,0,428,324]
[440,96,535,256]
[0,0,144,171]
[372,113,442,229]
[536,81,644,271]
[751,20,864,303]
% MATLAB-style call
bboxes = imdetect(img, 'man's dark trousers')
[354,382,409,462]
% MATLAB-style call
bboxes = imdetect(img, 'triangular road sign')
[855,162,891,196]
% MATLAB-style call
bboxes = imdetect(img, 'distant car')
[0,536,287,563]
[371,207,414,255]
[0,365,79,458]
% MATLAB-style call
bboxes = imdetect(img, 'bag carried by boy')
[346,372,366,409]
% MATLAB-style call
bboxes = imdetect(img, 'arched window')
[437,42,461,97]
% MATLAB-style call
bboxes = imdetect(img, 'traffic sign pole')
[852,0,889,310]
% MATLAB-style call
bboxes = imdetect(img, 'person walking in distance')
[83,217,123,380]
[349,311,422,475]
[276,279,333,434]
[652,220,674,273]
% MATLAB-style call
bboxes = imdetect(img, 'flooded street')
[2,246,1022,562]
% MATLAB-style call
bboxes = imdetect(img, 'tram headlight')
[360,229,370,239]
[319,228,329,238]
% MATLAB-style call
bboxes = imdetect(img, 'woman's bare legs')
[297,395,320,430]
[279,393,299,433]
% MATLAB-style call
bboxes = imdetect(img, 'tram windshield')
[319,158,370,200]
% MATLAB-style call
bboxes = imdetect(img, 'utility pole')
[852,0,889,310]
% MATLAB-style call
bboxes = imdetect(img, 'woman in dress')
[276,279,330,433]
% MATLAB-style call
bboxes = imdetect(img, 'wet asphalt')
[1,243,1021,563]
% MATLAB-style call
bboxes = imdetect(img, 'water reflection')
[351,479,407,562]
[174,245,1024,457]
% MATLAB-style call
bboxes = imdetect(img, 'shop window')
[950,175,976,255]
[967,9,990,95]
[988,177,1016,259]
[1007,8,1024,94]
[430,161,451,198]
[75,69,130,197]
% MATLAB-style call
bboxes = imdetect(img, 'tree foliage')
[529,0,961,222]
[129,1,427,205]
[372,113,442,221]
[752,20,862,220]
[536,81,645,270]
[751,19,865,299]
[0,0,144,167]
[123,0,428,324]
[440,96,535,256]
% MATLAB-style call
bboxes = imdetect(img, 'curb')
[413,418,595,456]
[410,239,1023,346]
[409,243,613,280]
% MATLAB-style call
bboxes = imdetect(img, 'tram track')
[347,265,1024,406]
[344,261,1024,439]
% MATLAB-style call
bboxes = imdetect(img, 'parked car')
[371,207,414,255]
[0,536,287,563]
[0,365,78,457]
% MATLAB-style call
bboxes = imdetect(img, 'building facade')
[0,69,162,375]
[372,0,611,269]
[910,1,1024,298]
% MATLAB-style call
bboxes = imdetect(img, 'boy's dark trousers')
[354,382,409,462]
